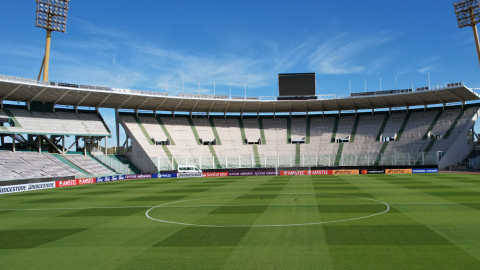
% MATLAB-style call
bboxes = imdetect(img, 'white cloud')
[309,31,401,75]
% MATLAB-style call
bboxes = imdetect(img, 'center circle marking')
[145,193,390,227]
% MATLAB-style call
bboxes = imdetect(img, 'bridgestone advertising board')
[0,181,55,195]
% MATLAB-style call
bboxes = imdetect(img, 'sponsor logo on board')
[201,172,227,178]
[412,168,438,173]
[360,169,385,174]
[385,169,412,174]
[332,170,359,175]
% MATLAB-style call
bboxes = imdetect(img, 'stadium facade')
[0,74,479,181]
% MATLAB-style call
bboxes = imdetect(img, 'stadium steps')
[3,109,22,127]
[89,154,119,174]
[422,110,443,140]
[155,116,175,145]
[444,107,468,139]
[162,145,178,169]
[208,145,221,168]
[374,142,389,165]
[187,118,202,145]
[349,115,361,143]
[334,143,344,166]
[209,118,222,145]
[376,113,390,141]
[306,116,311,144]
[252,145,261,167]
[395,111,413,141]
[287,118,291,144]
[133,116,154,145]
[238,118,247,145]
[423,139,437,154]
[259,118,266,145]
[295,144,301,166]
[331,116,339,143]
[52,154,90,175]
[111,155,141,174]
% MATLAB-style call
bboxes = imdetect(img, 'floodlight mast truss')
[35,0,70,82]
[454,0,480,68]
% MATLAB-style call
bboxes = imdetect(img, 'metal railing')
[469,156,480,168]
[90,147,132,174]
[151,152,438,171]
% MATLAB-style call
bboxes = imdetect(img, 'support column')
[12,135,15,153]
[62,135,65,153]
[43,30,52,81]
[38,135,41,153]
[105,136,107,155]
[472,21,480,68]
[116,109,120,147]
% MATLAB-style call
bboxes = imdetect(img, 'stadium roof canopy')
[0,75,479,114]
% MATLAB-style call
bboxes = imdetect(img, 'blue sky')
[1,0,479,146]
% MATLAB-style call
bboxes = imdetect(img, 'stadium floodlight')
[35,0,70,82]
[454,0,480,67]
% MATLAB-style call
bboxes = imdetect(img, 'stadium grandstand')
[0,74,479,181]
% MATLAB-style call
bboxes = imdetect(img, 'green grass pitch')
[1,173,480,269]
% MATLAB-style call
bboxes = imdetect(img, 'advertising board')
[178,172,203,178]
[332,170,359,175]
[0,181,56,195]
[360,169,385,174]
[153,173,177,178]
[280,170,311,176]
[201,172,227,178]
[311,170,332,175]
[412,168,438,173]
[385,169,412,174]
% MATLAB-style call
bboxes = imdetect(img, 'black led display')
[278,73,316,97]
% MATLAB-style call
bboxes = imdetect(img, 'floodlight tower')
[454,0,480,67]
[35,0,70,82]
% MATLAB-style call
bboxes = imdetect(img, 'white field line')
[145,194,391,227]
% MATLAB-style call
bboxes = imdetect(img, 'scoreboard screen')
[278,73,316,97]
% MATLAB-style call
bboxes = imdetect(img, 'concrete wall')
[438,109,479,169]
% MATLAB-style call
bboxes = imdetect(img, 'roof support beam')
[75,92,91,107]
[154,98,168,112]
[137,97,151,110]
[117,95,134,109]
[412,93,426,105]
[240,101,246,119]
[396,95,409,108]
[257,102,261,119]
[1,84,22,101]
[364,98,374,112]
[427,91,444,104]
[190,100,200,117]
[333,99,340,111]
[224,101,231,119]
[207,101,216,119]
[446,89,464,102]
[305,101,308,118]
[54,89,70,105]
[28,87,48,103]
[318,100,324,114]
[96,93,112,108]
[348,98,356,110]
[273,102,276,119]
[379,96,391,108]
[173,98,185,113]
[289,101,292,119]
